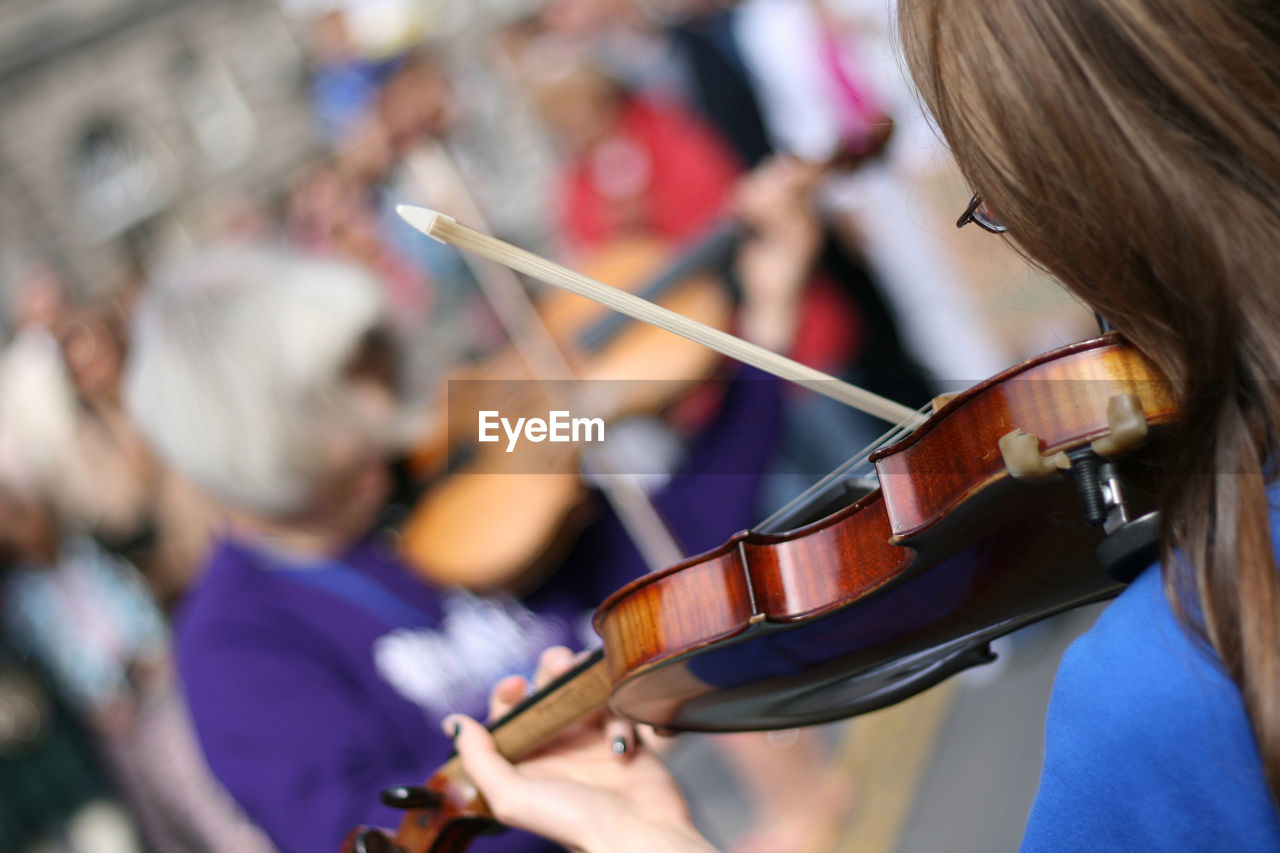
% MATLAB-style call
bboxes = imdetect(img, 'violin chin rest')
[1097,511,1160,583]
[999,429,1070,480]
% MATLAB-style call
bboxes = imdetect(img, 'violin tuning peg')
[380,784,445,810]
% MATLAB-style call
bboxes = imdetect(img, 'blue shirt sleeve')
[1022,565,1280,851]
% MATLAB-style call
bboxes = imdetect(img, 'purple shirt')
[177,368,781,853]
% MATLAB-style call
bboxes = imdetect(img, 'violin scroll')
[341,769,501,853]
[347,827,401,853]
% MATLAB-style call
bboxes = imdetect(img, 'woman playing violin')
[447,0,1280,849]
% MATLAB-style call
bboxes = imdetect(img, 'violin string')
[398,206,926,428]
[404,152,685,571]
[755,401,931,535]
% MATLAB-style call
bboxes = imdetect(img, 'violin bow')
[400,146,684,571]
[398,206,924,429]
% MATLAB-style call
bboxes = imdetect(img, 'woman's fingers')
[485,647,578,725]
[486,647,581,724]
[638,723,676,756]
[489,674,528,721]
[445,713,613,852]
[533,645,575,690]
[445,715,526,820]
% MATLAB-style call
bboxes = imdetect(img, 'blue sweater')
[1023,529,1280,849]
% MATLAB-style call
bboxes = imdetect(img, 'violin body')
[345,335,1177,853]
[594,336,1176,729]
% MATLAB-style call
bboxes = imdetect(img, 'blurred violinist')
[122,192,814,850]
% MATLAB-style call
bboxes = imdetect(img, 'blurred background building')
[0,0,317,301]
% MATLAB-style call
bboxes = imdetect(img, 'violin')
[345,333,1177,853]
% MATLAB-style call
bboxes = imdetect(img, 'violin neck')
[439,649,612,786]
[493,649,612,758]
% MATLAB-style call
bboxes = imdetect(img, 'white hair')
[124,247,388,516]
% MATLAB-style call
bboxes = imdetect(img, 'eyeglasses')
[956,192,1007,233]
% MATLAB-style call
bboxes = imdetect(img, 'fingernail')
[442,716,461,738]
[611,735,628,755]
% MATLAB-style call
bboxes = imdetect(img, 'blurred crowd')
[0,2,1036,852]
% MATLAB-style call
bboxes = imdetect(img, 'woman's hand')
[732,156,825,352]
[448,647,717,853]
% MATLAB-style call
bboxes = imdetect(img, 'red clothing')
[560,97,741,253]
[790,272,863,372]
[558,96,861,373]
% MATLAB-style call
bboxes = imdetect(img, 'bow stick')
[397,205,924,428]
[401,146,683,571]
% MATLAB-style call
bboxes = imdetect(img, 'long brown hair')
[898,0,1280,799]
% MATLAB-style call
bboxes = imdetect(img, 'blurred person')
[124,247,577,853]
[305,8,401,148]
[529,0,773,168]
[374,48,546,367]
[285,159,432,332]
[560,0,996,385]
[525,2,962,399]
[525,52,741,256]
[509,28,932,378]
[0,586,142,853]
[6,262,69,335]
[122,162,840,850]
[555,0,1000,383]
[53,304,157,545]
[730,0,1012,384]
[0,331,275,853]
[378,43,558,258]
[48,299,214,609]
[520,46,926,505]
[533,0,991,507]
